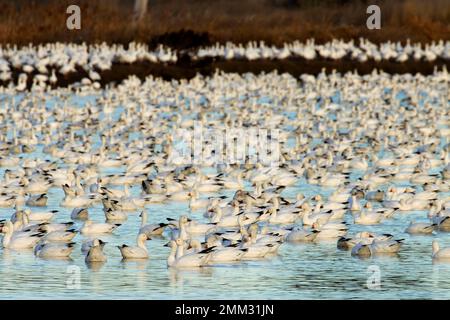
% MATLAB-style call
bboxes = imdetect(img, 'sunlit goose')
[60,194,97,207]
[29,222,74,233]
[168,215,191,241]
[349,195,361,211]
[207,245,247,264]
[354,206,383,225]
[267,207,299,225]
[337,231,381,250]
[24,208,57,222]
[286,227,319,242]
[81,220,121,235]
[166,238,211,268]
[405,221,436,234]
[118,233,150,259]
[184,219,218,235]
[189,190,212,210]
[1,221,44,249]
[139,210,169,237]
[44,229,77,242]
[239,235,273,259]
[395,198,431,211]
[312,221,348,239]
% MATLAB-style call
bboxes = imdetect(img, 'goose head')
[137,233,149,246]
[175,238,184,248]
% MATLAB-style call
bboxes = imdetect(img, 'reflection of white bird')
[432,241,450,260]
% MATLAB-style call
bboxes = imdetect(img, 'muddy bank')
[2,56,449,89]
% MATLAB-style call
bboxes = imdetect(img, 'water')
[0,90,449,300]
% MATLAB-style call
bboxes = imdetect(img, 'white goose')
[80,220,121,235]
[118,233,149,259]
[166,239,211,268]
[405,221,436,234]
[139,210,169,237]
[34,241,75,258]
[285,227,320,242]
[1,221,44,249]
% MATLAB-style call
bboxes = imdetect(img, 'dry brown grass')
[0,0,449,46]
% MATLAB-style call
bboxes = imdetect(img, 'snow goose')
[81,238,107,254]
[0,195,17,208]
[396,198,431,211]
[207,245,247,264]
[104,208,128,221]
[239,235,273,260]
[24,208,57,222]
[337,231,377,250]
[1,221,44,249]
[369,239,404,254]
[85,239,107,262]
[312,220,348,240]
[139,210,169,237]
[118,233,149,259]
[405,221,436,234]
[286,227,319,242]
[349,195,361,211]
[166,239,211,268]
[44,229,77,242]
[354,207,383,225]
[26,221,74,233]
[267,207,299,225]
[34,241,75,258]
[81,220,121,235]
[185,219,218,235]
[25,193,48,207]
[71,207,89,220]
[189,190,212,210]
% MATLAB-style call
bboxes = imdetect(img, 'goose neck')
[137,236,147,251]
[176,242,184,259]
[141,212,147,226]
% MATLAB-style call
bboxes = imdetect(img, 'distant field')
[0,0,449,46]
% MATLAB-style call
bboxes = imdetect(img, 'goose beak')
[163,242,170,247]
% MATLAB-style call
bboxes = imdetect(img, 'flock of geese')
[195,39,450,62]
[0,63,449,270]
[0,42,177,90]
[0,39,449,91]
